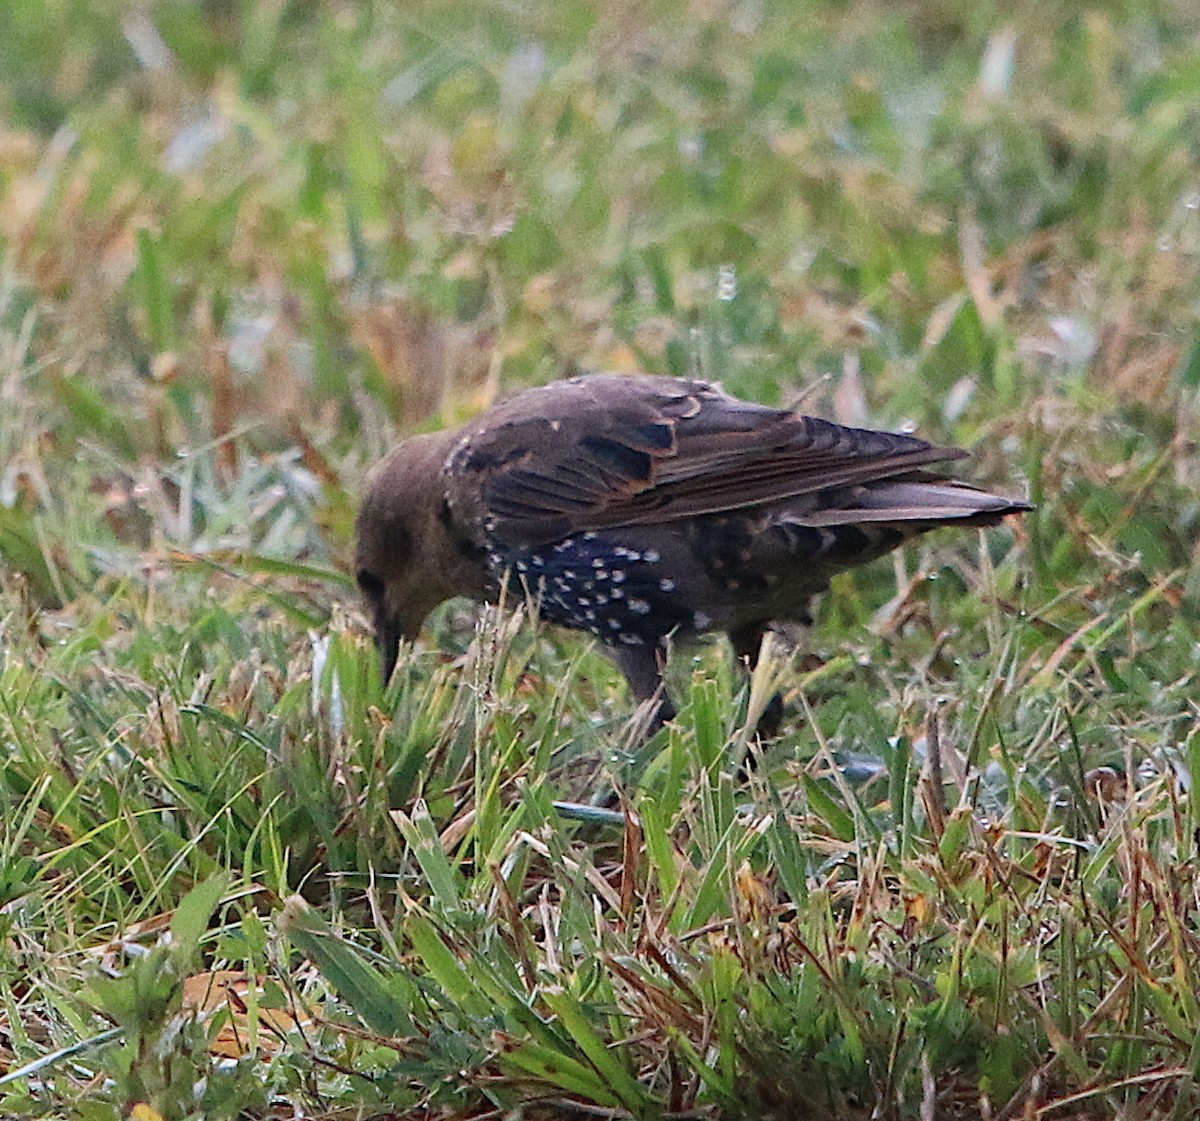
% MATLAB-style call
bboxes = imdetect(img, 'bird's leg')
[729,622,768,669]
[611,643,676,734]
[729,622,784,739]
[588,643,675,808]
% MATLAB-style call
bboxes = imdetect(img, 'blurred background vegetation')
[2,1,1200,1118]
[3,0,1198,581]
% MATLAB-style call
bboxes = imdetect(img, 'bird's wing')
[446,374,966,545]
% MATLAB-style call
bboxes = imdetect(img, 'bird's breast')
[485,531,702,647]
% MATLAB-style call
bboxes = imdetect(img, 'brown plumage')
[355,373,1029,725]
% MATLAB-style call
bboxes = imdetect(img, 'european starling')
[356,373,1029,725]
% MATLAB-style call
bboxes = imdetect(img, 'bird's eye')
[356,569,384,597]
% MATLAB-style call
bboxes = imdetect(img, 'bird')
[355,373,1029,728]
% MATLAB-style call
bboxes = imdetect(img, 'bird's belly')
[489,532,700,648]
[487,516,835,647]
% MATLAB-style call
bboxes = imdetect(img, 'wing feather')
[445,374,973,545]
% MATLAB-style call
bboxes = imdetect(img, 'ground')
[1,2,1199,1118]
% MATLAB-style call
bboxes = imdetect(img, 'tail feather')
[790,480,1032,528]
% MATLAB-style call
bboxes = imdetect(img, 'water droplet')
[717,264,737,301]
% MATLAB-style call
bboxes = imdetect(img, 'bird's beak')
[378,617,401,684]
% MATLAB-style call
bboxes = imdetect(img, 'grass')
[2,0,1200,1117]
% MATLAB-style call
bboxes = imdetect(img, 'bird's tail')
[790,478,1032,530]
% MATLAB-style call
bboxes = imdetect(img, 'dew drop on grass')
[717,264,737,301]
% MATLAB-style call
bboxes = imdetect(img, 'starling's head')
[355,429,479,682]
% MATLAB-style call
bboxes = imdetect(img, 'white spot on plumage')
[659,578,675,592]
[694,611,712,629]
[643,549,660,563]
[628,598,651,615]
